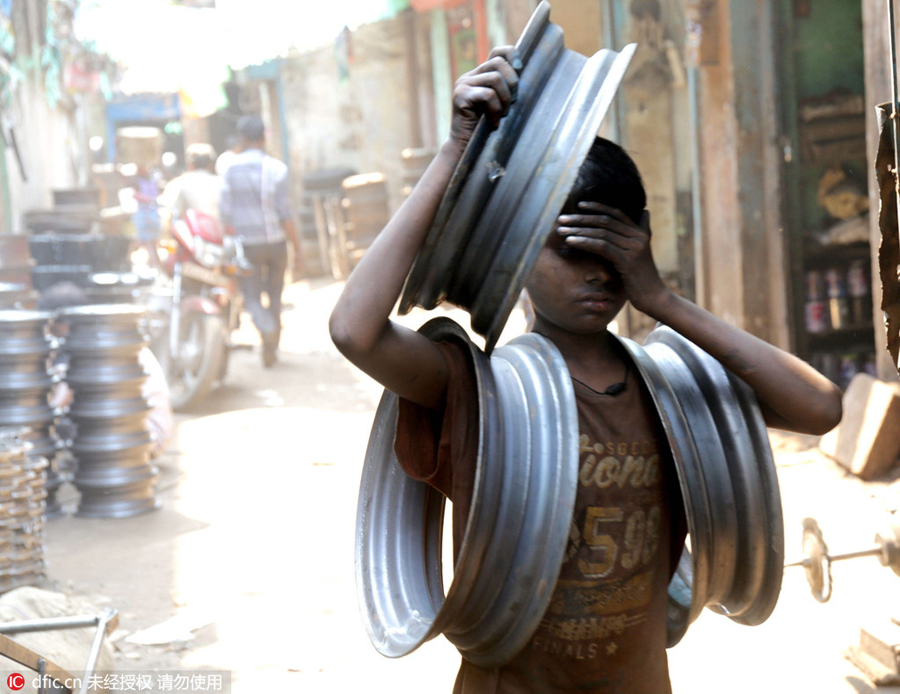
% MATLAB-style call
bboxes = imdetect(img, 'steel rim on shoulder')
[355,317,578,667]
[621,326,784,645]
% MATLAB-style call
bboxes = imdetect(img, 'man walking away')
[220,115,303,367]
[159,143,223,224]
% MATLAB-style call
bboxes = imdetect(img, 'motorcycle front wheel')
[159,312,227,411]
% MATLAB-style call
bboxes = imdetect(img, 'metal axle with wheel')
[785,516,900,602]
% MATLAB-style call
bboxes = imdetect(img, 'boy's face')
[525,221,626,337]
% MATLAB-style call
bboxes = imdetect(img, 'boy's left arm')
[558,203,843,435]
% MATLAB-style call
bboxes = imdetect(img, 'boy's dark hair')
[566,137,646,224]
[236,114,265,142]
[186,143,216,170]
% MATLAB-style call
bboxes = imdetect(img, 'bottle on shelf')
[805,269,830,334]
[846,259,872,325]
[838,352,859,389]
[825,266,851,331]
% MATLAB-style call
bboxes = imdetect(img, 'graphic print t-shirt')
[394,339,685,694]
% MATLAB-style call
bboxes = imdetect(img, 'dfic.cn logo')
[6,673,24,691]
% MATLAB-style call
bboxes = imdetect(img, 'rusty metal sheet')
[877,101,900,372]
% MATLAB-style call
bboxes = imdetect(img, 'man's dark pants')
[240,240,287,358]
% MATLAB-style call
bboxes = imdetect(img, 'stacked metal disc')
[59,304,159,518]
[0,234,38,309]
[0,310,62,517]
[0,427,49,593]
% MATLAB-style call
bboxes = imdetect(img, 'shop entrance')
[777,0,875,389]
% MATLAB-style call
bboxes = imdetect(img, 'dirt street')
[38,277,900,694]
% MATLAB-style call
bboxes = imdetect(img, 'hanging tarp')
[877,102,900,370]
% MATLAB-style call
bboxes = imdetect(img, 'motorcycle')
[146,208,247,411]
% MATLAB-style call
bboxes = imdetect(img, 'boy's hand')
[556,202,669,313]
[449,46,519,151]
[556,209,842,438]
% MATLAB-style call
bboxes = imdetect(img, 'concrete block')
[819,373,900,480]
[845,620,900,687]
[859,621,900,672]
[846,645,900,687]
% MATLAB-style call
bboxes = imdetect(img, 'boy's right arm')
[329,49,518,410]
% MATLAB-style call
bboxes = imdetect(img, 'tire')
[158,312,227,412]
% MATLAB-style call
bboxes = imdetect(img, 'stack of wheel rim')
[0,310,62,517]
[0,427,48,592]
[59,304,159,518]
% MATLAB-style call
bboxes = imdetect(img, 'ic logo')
[6,673,24,691]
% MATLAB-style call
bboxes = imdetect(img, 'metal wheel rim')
[622,325,784,644]
[433,321,517,642]
[354,391,444,658]
[355,318,578,666]
[355,318,483,659]
[726,367,784,623]
[59,303,148,355]
[615,336,711,643]
[398,2,556,314]
[642,340,739,605]
[646,327,783,624]
[451,332,578,666]
[399,2,636,352]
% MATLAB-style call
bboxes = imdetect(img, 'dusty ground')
[30,276,900,693]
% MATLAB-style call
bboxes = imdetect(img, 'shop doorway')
[777,0,875,389]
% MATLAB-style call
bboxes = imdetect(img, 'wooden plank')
[0,633,74,692]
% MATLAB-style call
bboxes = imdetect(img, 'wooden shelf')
[803,241,870,267]
[806,324,874,346]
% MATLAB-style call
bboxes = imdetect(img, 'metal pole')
[78,608,117,694]
[688,66,705,308]
[0,614,109,635]
[784,546,882,568]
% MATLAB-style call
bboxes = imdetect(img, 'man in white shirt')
[159,143,224,223]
